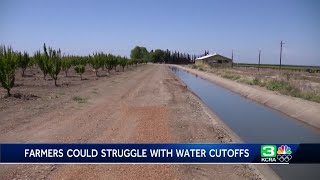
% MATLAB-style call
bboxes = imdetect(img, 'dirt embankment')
[173,65,320,129]
[0,64,277,179]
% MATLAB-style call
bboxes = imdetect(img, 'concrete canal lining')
[171,66,320,179]
[173,65,320,129]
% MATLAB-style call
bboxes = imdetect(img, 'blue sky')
[1,0,319,65]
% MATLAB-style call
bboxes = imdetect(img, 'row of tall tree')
[130,46,209,64]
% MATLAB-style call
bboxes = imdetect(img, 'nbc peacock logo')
[276,145,292,162]
[277,145,292,155]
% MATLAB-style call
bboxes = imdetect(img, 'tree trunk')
[7,89,11,97]
[22,69,26,77]
[65,70,68,77]
[80,74,82,80]
[122,66,125,72]
[54,79,58,86]
[95,70,98,77]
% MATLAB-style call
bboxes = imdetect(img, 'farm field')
[234,63,320,71]
[189,64,320,103]
[0,64,262,179]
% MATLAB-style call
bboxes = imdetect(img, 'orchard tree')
[74,65,85,80]
[106,54,116,72]
[43,43,62,86]
[0,45,17,96]
[90,53,104,77]
[62,56,72,77]
[34,50,48,80]
[17,51,31,76]
[118,56,127,72]
[127,59,133,68]
[111,55,119,71]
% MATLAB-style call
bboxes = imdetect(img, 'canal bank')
[172,65,320,129]
[170,66,320,179]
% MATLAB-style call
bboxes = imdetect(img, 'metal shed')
[195,53,232,67]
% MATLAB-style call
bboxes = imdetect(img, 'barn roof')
[195,53,231,61]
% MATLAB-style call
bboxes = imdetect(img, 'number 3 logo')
[261,145,276,158]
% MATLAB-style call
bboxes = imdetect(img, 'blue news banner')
[0,144,319,164]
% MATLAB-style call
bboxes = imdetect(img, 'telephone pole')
[280,40,285,70]
[231,49,234,68]
[258,50,261,72]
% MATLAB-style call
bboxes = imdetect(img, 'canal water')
[171,67,320,179]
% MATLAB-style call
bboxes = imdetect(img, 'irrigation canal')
[171,67,320,179]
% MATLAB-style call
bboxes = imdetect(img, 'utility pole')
[280,40,285,70]
[231,49,234,68]
[258,50,261,71]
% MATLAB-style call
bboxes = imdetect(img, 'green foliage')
[72,96,87,103]
[118,56,128,72]
[0,45,18,96]
[74,65,85,80]
[34,50,49,79]
[149,49,194,64]
[130,46,149,60]
[90,52,104,76]
[266,80,289,91]
[71,56,88,66]
[61,56,72,77]
[263,79,320,103]
[252,77,265,86]
[43,44,62,86]
[264,79,299,96]
[301,91,320,103]
[28,56,37,68]
[131,59,138,66]
[150,49,165,63]
[17,51,31,76]
[127,59,134,66]
[106,54,118,72]
[222,74,241,81]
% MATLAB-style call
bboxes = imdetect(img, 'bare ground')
[0,64,264,179]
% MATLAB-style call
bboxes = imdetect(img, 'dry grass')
[188,64,320,103]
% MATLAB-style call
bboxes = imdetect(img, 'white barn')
[195,53,232,67]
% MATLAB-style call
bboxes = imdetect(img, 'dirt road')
[0,64,263,179]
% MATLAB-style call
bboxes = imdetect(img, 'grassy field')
[189,64,320,103]
[234,63,320,71]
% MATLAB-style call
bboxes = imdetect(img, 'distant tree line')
[130,46,210,64]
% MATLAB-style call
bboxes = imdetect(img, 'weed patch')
[222,74,241,80]
[72,96,87,103]
[301,91,320,103]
